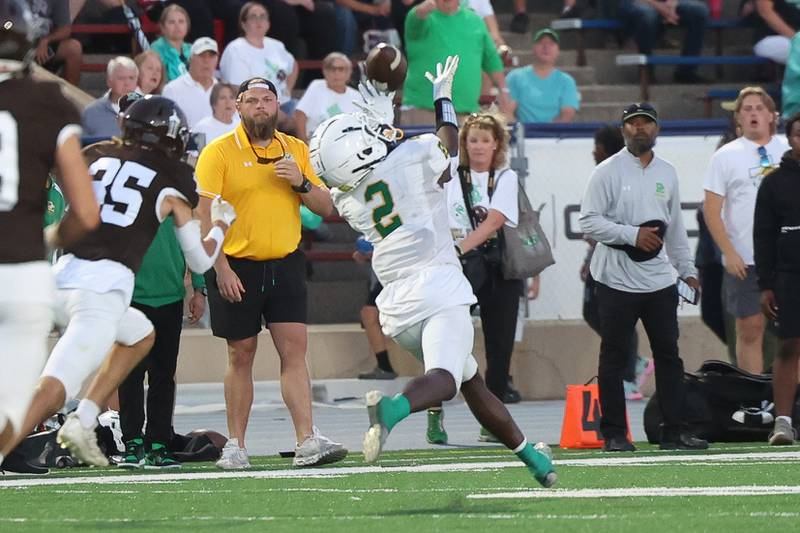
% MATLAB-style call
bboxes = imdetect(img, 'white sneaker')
[363,390,388,463]
[56,412,109,467]
[215,438,250,469]
[293,427,348,467]
[769,418,796,446]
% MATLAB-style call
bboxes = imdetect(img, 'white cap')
[190,37,218,56]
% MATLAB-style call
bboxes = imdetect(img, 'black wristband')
[434,98,458,131]
[292,176,313,193]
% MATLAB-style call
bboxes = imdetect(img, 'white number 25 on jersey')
[89,156,156,227]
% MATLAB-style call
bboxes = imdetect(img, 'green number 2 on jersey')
[365,180,402,238]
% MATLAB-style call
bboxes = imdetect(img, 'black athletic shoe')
[659,431,709,450]
[603,436,636,452]
[1,449,49,475]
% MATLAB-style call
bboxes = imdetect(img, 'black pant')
[584,273,640,382]
[596,283,685,439]
[477,265,523,400]
[118,300,184,445]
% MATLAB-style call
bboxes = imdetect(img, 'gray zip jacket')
[579,148,697,293]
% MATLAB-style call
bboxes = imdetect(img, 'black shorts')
[365,269,383,307]
[775,272,800,339]
[205,250,308,340]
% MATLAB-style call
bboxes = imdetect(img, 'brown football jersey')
[67,141,199,273]
[0,76,81,263]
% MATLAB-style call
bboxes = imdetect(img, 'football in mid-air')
[365,43,407,92]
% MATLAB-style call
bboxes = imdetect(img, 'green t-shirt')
[133,217,205,307]
[44,177,65,263]
[783,33,800,118]
[151,37,190,82]
[402,6,503,113]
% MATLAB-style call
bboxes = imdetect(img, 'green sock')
[378,393,411,432]
[515,441,552,481]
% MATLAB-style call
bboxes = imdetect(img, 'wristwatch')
[292,176,313,193]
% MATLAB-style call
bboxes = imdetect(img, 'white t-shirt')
[445,161,519,241]
[703,135,789,265]
[161,74,217,128]
[463,0,494,18]
[295,79,361,139]
[219,37,295,103]
[193,114,240,147]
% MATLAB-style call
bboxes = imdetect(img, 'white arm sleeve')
[174,220,224,274]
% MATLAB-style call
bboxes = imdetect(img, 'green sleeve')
[481,26,503,74]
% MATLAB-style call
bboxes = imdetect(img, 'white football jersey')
[333,134,459,285]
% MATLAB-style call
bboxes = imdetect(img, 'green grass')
[2,444,800,532]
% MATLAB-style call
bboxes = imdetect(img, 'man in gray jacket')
[579,102,708,452]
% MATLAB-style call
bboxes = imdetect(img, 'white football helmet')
[309,113,401,191]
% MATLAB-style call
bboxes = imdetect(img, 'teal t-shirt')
[783,33,800,118]
[133,217,205,307]
[507,67,580,123]
[403,6,503,113]
[151,37,190,82]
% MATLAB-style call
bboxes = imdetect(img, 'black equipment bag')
[644,359,799,443]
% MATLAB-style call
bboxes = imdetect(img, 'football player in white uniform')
[309,56,556,487]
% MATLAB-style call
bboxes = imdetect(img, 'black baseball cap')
[236,77,278,99]
[622,102,658,124]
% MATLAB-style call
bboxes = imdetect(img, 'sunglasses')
[249,137,286,165]
[757,146,771,168]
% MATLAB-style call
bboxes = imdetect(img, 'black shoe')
[502,379,522,404]
[510,12,529,34]
[1,449,49,475]
[672,69,710,84]
[603,436,636,452]
[659,431,709,450]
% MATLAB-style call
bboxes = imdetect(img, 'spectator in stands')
[753,0,800,64]
[784,33,800,118]
[334,0,392,56]
[618,0,710,83]
[703,87,788,374]
[581,125,653,401]
[220,2,298,118]
[445,111,524,432]
[580,102,707,452]
[151,4,191,82]
[28,0,83,86]
[194,83,241,146]
[162,37,219,129]
[507,28,580,123]
[134,50,165,95]
[754,111,800,446]
[251,0,338,62]
[510,0,581,34]
[82,55,138,138]
[166,0,246,46]
[293,52,360,142]
[402,0,512,123]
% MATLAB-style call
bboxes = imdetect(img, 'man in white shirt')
[703,86,788,375]
[162,37,219,129]
[194,83,240,148]
[580,102,706,452]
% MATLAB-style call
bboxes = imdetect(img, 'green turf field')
[2,443,800,532]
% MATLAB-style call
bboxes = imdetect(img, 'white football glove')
[211,196,236,227]
[353,79,396,125]
[425,55,460,102]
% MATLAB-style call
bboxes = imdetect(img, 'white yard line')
[467,485,800,499]
[3,450,800,488]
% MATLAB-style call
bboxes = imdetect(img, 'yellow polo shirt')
[196,123,325,260]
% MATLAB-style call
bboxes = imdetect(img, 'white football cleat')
[57,413,109,467]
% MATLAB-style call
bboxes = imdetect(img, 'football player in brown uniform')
[0,0,100,471]
[11,96,237,468]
